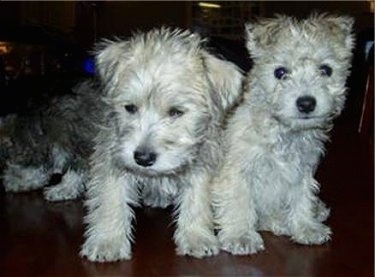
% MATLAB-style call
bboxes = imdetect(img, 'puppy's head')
[246,14,355,129]
[95,28,242,176]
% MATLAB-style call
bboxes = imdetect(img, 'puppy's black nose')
[134,150,157,167]
[296,96,316,114]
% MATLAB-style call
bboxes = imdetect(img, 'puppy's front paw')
[219,231,265,255]
[291,223,331,245]
[80,236,132,262]
[175,232,219,258]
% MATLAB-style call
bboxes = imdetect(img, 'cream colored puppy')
[213,14,355,255]
[80,27,243,262]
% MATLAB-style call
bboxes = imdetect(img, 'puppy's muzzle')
[134,149,157,167]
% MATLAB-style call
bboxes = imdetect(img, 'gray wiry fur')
[0,81,100,201]
[212,14,355,255]
[80,27,243,262]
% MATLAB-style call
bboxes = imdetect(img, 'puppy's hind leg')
[50,144,72,174]
[287,177,331,245]
[3,163,51,192]
[314,197,330,222]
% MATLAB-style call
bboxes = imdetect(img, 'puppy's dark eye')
[319,65,333,77]
[274,67,289,80]
[168,107,184,118]
[124,104,138,114]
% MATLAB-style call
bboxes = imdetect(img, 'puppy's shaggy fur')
[80,28,243,262]
[0,81,99,201]
[212,14,355,255]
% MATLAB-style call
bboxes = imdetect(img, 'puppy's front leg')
[174,171,219,258]
[287,176,331,245]
[213,165,264,255]
[80,170,138,262]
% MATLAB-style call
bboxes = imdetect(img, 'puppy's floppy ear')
[201,51,244,113]
[94,39,131,86]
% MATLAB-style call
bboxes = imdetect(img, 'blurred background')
[0,1,373,137]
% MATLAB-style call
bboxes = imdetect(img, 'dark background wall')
[0,1,190,49]
[263,1,373,32]
[74,1,191,47]
[0,1,372,48]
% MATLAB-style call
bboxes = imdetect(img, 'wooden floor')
[0,113,373,277]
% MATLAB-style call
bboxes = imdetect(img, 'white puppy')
[213,14,355,255]
[80,27,243,262]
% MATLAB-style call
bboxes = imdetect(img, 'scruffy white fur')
[80,28,243,262]
[212,14,355,255]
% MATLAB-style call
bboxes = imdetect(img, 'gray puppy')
[1,81,99,201]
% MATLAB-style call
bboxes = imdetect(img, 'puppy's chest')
[137,175,182,194]
[252,134,317,194]
[273,131,321,165]
[250,142,300,213]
